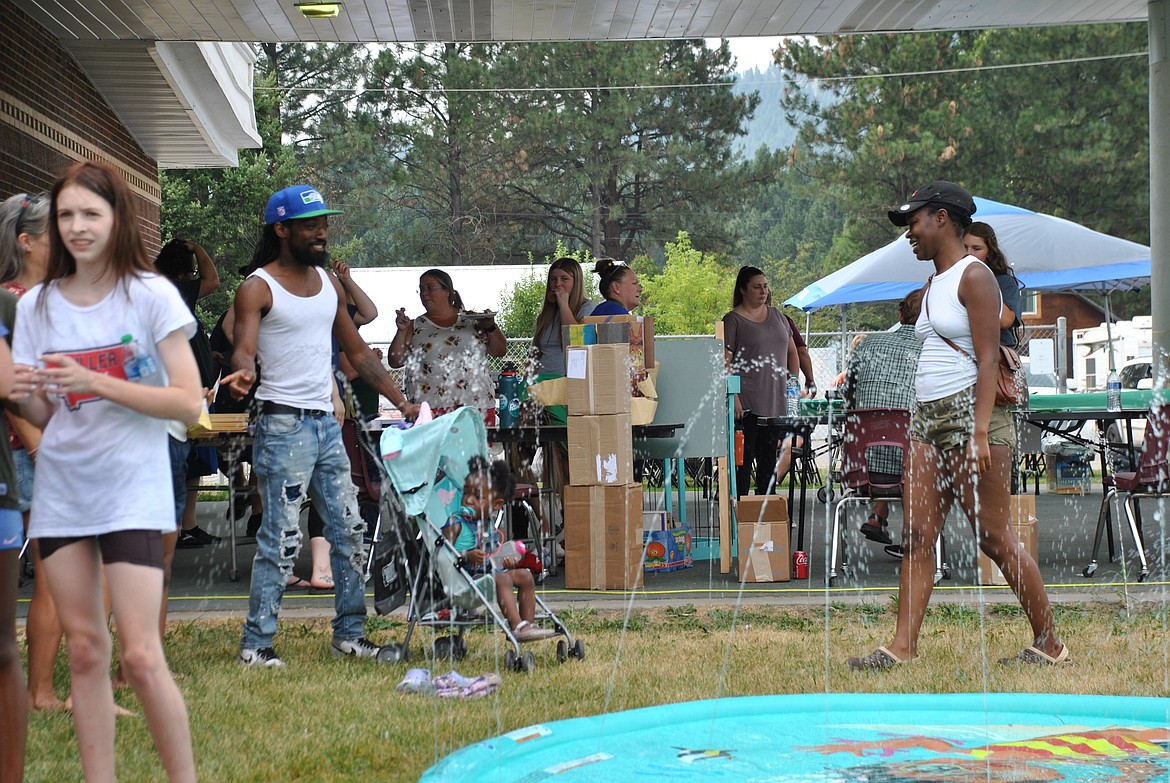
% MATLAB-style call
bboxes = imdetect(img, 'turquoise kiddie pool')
[420,692,1169,782]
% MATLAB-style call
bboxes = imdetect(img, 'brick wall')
[0,0,161,251]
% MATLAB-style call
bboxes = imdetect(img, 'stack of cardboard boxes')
[562,344,642,589]
[736,495,791,582]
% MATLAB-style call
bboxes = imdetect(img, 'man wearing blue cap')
[224,185,419,667]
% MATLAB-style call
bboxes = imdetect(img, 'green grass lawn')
[23,602,1170,782]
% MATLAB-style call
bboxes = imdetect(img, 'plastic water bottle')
[787,375,801,416]
[1106,370,1122,412]
[489,540,526,572]
[121,334,157,381]
[498,363,520,428]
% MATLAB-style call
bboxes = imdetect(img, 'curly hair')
[466,455,515,503]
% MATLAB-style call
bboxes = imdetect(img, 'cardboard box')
[567,414,634,485]
[735,495,789,525]
[566,344,632,416]
[561,323,597,346]
[563,484,644,589]
[564,545,644,590]
[737,520,791,582]
[977,495,1040,585]
[583,314,654,377]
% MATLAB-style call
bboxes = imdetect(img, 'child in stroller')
[444,456,556,643]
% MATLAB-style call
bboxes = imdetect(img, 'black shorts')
[38,529,164,569]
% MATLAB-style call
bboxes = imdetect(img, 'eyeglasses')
[14,195,39,239]
[419,284,447,294]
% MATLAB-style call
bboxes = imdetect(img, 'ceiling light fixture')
[296,2,341,18]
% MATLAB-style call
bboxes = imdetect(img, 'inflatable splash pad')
[420,692,1169,782]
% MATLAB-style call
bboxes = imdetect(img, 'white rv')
[1071,315,1152,392]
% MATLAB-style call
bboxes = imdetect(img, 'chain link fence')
[369,324,1065,407]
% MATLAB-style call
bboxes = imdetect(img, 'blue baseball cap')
[264,185,343,225]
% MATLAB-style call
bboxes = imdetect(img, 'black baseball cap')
[888,181,976,226]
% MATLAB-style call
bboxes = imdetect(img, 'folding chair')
[826,408,948,586]
[1086,405,1170,582]
[1015,420,1045,496]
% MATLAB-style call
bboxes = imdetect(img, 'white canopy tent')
[784,196,1152,375]
[785,197,1150,312]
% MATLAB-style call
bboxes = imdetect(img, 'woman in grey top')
[531,257,596,381]
[723,266,798,496]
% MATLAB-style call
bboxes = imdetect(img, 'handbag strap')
[923,277,977,365]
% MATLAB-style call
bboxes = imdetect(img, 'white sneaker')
[331,637,382,658]
[239,647,284,667]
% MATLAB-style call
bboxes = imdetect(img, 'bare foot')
[114,703,138,718]
[29,693,69,713]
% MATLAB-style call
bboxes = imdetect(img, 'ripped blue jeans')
[241,412,367,650]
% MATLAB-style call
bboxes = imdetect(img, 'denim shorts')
[0,508,22,550]
[12,447,34,513]
[910,387,1015,451]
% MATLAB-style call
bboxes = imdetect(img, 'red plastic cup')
[793,550,809,580]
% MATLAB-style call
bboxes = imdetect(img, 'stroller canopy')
[381,407,489,525]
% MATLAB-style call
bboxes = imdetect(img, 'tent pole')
[1151,0,1170,388]
[1104,292,1116,372]
[839,305,848,379]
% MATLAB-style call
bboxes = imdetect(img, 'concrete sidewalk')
[17,480,1165,620]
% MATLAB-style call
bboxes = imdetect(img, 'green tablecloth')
[801,389,1158,415]
[1027,389,1154,412]
[797,397,844,417]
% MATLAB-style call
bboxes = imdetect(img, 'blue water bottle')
[787,375,801,416]
[498,363,520,428]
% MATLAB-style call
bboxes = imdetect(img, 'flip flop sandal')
[285,576,312,591]
[846,646,916,671]
[998,644,1070,666]
[860,514,893,545]
[310,574,334,591]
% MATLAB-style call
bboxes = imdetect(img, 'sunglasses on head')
[14,195,40,239]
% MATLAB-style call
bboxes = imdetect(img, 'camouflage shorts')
[910,387,1015,451]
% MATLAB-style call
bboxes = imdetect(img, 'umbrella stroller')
[367,407,583,673]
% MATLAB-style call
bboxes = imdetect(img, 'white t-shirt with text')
[13,273,195,538]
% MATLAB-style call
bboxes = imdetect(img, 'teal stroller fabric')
[381,406,488,524]
[380,407,495,610]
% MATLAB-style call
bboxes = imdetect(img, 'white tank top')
[915,255,999,402]
[252,266,336,411]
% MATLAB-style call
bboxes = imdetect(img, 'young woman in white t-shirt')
[10,161,201,782]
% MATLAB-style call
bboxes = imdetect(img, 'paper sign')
[566,349,587,380]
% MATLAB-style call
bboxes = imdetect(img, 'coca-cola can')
[793,550,809,580]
